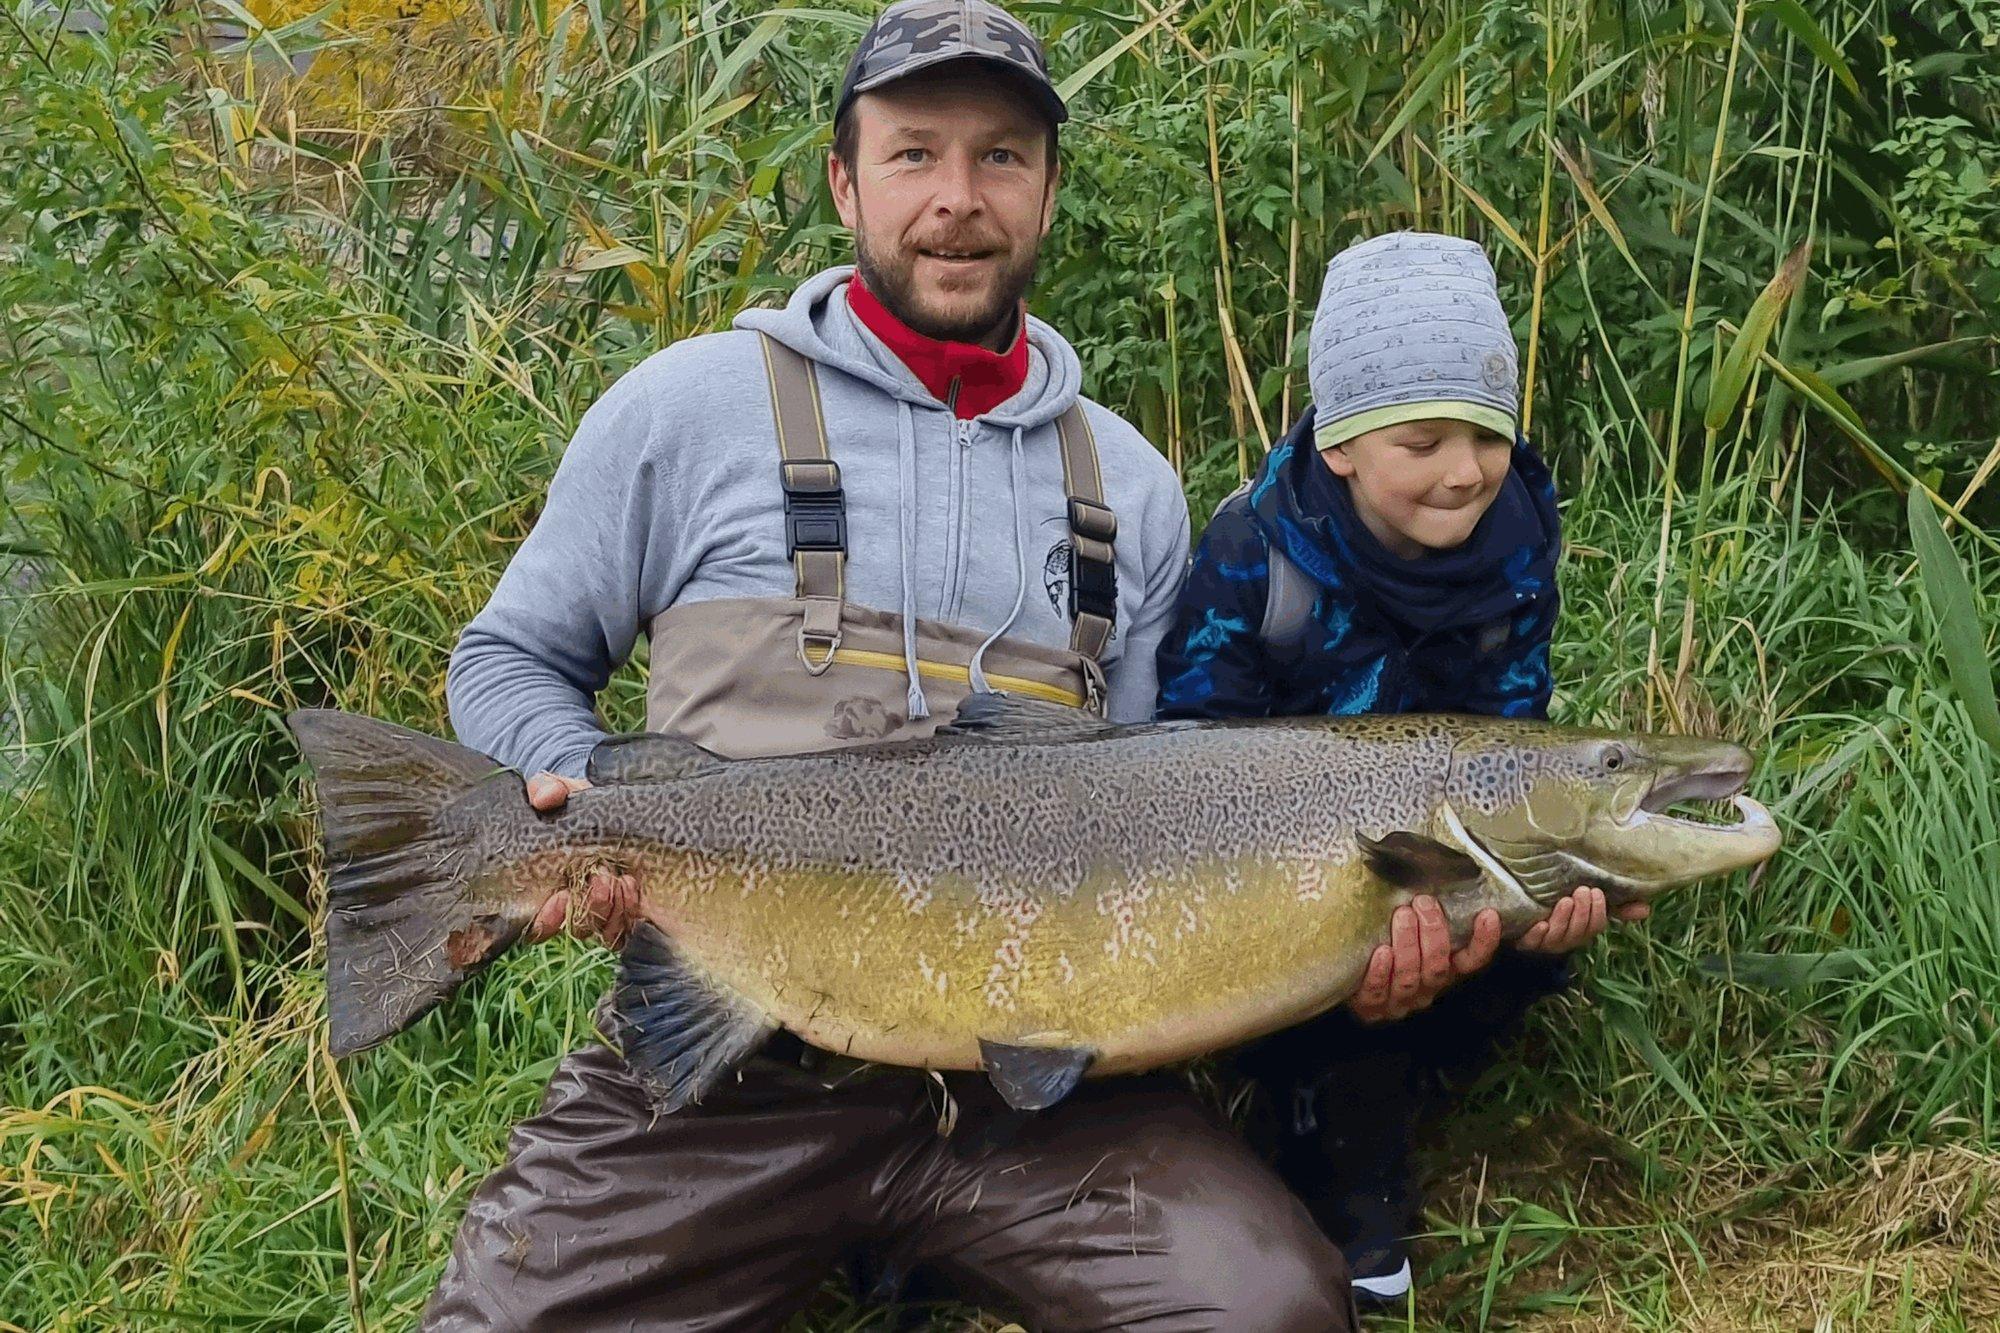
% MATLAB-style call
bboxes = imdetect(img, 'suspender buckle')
[782,460,846,554]
[1066,497,1118,543]
[1068,542,1118,625]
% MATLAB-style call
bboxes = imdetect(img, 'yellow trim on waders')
[825,647,1087,708]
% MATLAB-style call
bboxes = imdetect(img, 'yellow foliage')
[237,0,589,139]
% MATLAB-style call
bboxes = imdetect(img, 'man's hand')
[1347,896,1502,1025]
[524,773,641,947]
[1514,886,1649,954]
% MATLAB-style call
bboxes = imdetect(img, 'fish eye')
[1601,744,1628,773]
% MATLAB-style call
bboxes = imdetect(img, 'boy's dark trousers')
[1233,950,1571,1252]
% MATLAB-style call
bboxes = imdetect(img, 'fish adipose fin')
[979,1039,1095,1111]
[1359,832,1484,892]
[942,692,1123,743]
[587,732,728,784]
[287,709,533,1057]
[609,922,777,1112]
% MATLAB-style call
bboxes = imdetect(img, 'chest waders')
[641,334,1119,758]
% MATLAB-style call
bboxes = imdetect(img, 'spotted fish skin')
[508,720,1446,1074]
[297,702,1779,1085]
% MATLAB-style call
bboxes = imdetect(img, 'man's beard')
[853,213,1041,346]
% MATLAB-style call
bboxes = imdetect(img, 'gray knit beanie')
[1306,231,1520,449]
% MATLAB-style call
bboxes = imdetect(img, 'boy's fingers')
[1564,889,1602,947]
[1388,906,1423,999]
[1414,897,1452,990]
[609,873,641,947]
[527,892,569,942]
[1614,902,1651,923]
[1454,909,1502,975]
[1363,944,1393,993]
[1544,895,1575,946]
[1350,945,1396,1022]
[580,872,617,937]
[1518,919,1549,950]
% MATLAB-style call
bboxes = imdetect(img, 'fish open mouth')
[1635,758,1770,832]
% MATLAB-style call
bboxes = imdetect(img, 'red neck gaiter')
[846,273,1029,420]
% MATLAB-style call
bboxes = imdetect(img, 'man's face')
[830,67,1057,347]
[1322,418,1514,558]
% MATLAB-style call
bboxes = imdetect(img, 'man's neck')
[846,274,1029,420]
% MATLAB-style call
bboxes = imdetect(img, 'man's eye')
[989,148,1017,165]
[899,148,928,164]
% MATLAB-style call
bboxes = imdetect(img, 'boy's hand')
[1347,897,1502,1024]
[1514,886,1649,954]
[523,773,641,947]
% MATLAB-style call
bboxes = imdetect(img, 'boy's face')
[1321,417,1513,558]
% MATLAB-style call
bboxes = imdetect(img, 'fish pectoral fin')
[607,922,775,1113]
[1359,831,1485,893]
[940,692,1123,743]
[587,732,728,785]
[978,1039,1095,1111]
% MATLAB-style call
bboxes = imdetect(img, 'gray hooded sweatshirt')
[446,266,1192,779]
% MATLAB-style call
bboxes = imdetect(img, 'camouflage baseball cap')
[836,0,1068,128]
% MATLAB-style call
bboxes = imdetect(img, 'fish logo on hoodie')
[1040,517,1117,642]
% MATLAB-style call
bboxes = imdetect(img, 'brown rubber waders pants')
[424,1045,1357,1332]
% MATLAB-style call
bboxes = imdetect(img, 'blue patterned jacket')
[1155,408,1561,722]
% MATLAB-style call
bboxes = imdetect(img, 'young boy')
[1155,231,1640,1302]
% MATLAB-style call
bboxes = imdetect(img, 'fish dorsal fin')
[1359,832,1484,892]
[607,922,776,1112]
[588,732,727,785]
[978,1039,1095,1110]
[940,692,1122,743]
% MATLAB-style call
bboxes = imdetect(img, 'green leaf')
[1816,336,1981,388]
[1705,241,1810,431]
[1908,488,2000,753]
[1760,0,1861,97]
[209,833,313,930]
[1362,18,1466,168]
[1605,1003,1711,1124]
[1697,950,1871,990]
[1056,1,1184,102]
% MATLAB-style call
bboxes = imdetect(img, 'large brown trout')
[289,694,1779,1111]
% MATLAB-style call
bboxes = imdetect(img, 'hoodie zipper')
[945,413,975,622]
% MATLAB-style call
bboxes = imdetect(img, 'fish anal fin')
[941,692,1122,743]
[1359,831,1484,893]
[608,922,775,1112]
[587,733,727,785]
[978,1038,1095,1111]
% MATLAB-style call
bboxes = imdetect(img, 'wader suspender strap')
[1056,404,1117,662]
[761,334,845,672]
[760,333,1119,669]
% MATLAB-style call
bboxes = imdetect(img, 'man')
[426,3,1357,1328]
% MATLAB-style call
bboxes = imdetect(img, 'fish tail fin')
[287,709,533,1056]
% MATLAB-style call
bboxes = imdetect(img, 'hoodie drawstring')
[895,400,930,721]
[969,425,1030,695]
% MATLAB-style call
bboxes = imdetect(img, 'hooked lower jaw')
[1627,790,1776,838]
[1593,791,1782,898]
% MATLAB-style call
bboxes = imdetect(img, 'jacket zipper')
[946,414,975,623]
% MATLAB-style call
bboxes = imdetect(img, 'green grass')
[3,0,1999,1327]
